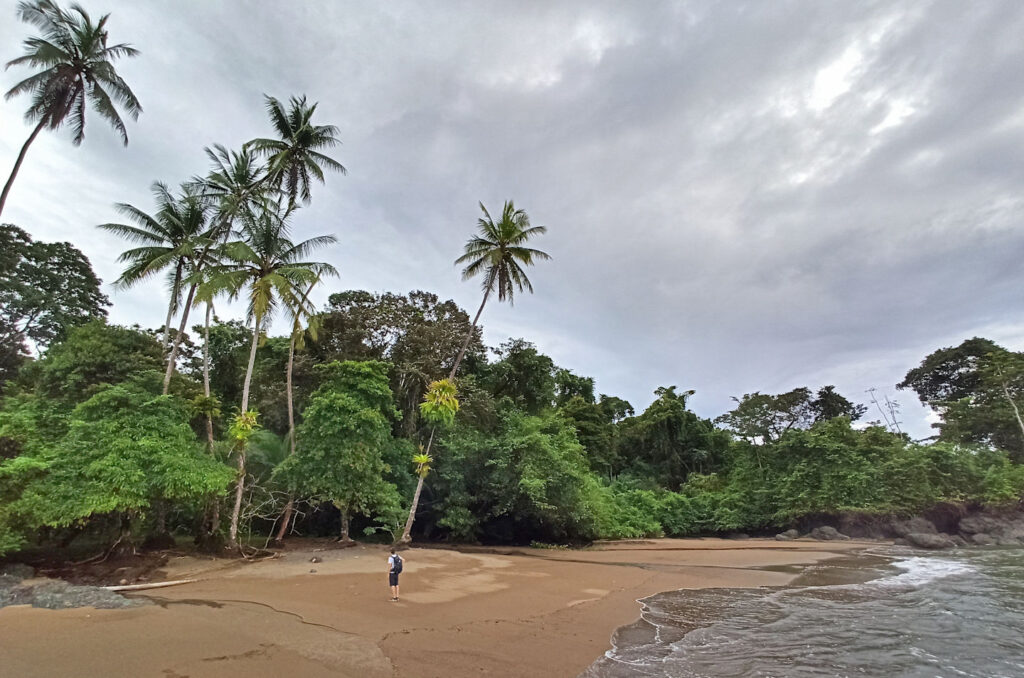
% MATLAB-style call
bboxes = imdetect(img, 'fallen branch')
[101,578,197,592]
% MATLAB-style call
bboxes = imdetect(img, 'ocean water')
[582,547,1024,678]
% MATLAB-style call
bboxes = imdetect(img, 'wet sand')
[0,538,873,677]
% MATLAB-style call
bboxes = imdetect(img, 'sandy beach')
[0,538,872,677]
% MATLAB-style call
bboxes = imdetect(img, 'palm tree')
[248,95,346,208]
[449,201,550,378]
[195,144,272,229]
[2,0,141,218]
[98,182,213,378]
[400,202,549,543]
[201,205,337,548]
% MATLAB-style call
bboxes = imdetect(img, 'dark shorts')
[389,571,399,586]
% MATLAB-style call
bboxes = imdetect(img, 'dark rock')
[836,514,890,540]
[810,526,850,541]
[775,529,800,541]
[309,556,321,563]
[891,517,937,538]
[971,533,996,546]
[958,511,1024,538]
[0,578,146,610]
[904,532,955,549]
[949,535,968,547]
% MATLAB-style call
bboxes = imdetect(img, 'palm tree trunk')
[228,316,262,549]
[286,333,297,455]
[399,290,489,545]
[398,288,489,544]
[400,429,434,543]
[339,508,351,543]
[162,263,183,354]
[273,334,298,544]
[400,475,427,543]
[449,285,490,380]
[203,302,215,450]
[240,316,260,414]
[162,282,198,394]
[0,119,47,219]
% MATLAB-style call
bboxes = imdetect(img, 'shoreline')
[0,538,878,677]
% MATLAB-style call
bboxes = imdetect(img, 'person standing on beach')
[387,548,403,601]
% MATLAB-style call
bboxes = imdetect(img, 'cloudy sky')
[2,0,1023,436]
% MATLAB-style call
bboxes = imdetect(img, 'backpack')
[392,555,403,574]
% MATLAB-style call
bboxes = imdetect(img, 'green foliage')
[229,409,261,446]
[716,386,866,443]
[0,224,110,354]
[900,339,1024,460]
[26,320,163,404]
[483,338,556,414]
[420,379,459,428]
[435,410,597,543]
[274,361,401,526]
[314,290,484,435]
[559,395,617,475]
[617,386,730,490]
[1,384,232,537]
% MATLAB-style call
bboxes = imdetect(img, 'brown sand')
[0,538,872,677]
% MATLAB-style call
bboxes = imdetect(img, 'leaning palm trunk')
[400,428,434,543]
[0,119,47,219]
[399,287,489,543]
[228,316,261,549]
[161,262,184,354]
[162,282,198,394]
[448,285,490,380]
[202,302,215,450]
[273,333,299,544]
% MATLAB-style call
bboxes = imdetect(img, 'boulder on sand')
[810,526,850,541]
[775,529,800,541]
[904,532,955,549]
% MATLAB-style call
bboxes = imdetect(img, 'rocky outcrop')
[775,529,800,541]
[891,517,937,537]
[957,511,1024,544]
[810,526,850,541]
[904,532,956,550]
[0,567,144,610]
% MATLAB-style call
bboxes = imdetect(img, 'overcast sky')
[2,0,1023,437]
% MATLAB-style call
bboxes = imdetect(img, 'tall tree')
[2,0,141,218]
[99,183,216,392]
[0,224,110,355]
[248,95,347,208]
[400,201,550,543]
[200,205,336,548]
[449,201,550,379]
[275,361,401,544]
[313,290,484,434]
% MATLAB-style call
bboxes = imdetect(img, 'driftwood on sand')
[101,578,197,592]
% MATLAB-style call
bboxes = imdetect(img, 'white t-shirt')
[388,555,398,572]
